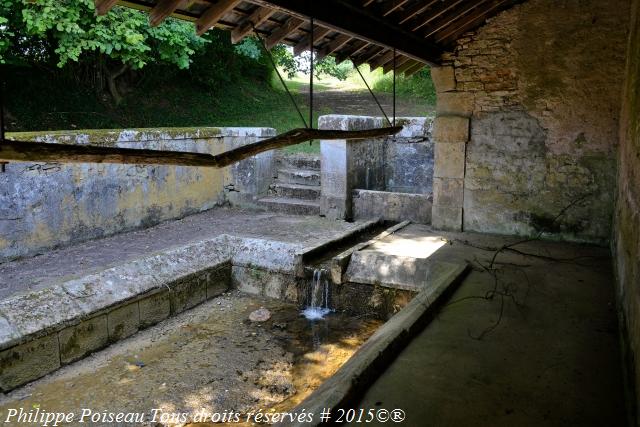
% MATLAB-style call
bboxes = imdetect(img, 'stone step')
[278,155,321,171]
[258,197,321,216]
[277,168,321,186]
[272,183,321,200]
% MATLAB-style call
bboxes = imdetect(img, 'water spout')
[302,268,332,321]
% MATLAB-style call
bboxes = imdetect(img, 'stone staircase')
[258,154,321,215]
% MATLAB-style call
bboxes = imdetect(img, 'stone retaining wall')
[1,127,275,262]
[430,0,629,243]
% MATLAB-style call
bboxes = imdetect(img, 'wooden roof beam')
[336,40,370,63]
[316,34,352,60]
[149,0,184,27]
[404,62,425,76]
[395,0,440,25]
[293,26,331,55]
[397,59,420,75]
[195,0,242,36]
[95,0,119,15]
[369,49,395,70]
[422,0,492,39]
[231,6,275,43]
[435,0,509,44]
[383,55,411,74]
[251,0,442,65]
[265,17,304,49]
[411,0,467,32]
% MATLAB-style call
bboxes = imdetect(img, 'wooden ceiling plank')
[95,0,119,15]
[404,62,425,76]
[149,0,185,26]
[422,0,492,39]
[383,54,411,73]
[383,0,410,16]
[336,40,370,63]
[435,0,508,44]
[293,26,331,55]
[265,16,305,49]
[369,49,395,70]
[396,0,440,25]
[412,0,466,32]
[316,34,352,60]
[195,0,242,35]
[231,6,275,43]
[250,0,442,65]
[397,59,419,74]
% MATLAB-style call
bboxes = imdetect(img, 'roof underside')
[99,0,522,75]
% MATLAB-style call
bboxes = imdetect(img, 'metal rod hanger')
[393,47,396,127]
[309,13,314,131]
[252,23,309,129]
[351,60,392,127]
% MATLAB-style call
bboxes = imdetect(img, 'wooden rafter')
[95,0,119,15]
[404,62,425,76]
[395,0,440,25]
[382,0,410,16]
[353,46,385,67]
[149,0,184,26]
[436,0,509,44]
[251,0,441,65]
[265,17,304,49]
[411,0,466,32]
[231,6,275,43]
[422,0,492,39]
[369,50,395,70]
[316,34,351,60]
[0,127,402,168]
[294,26,331,55]
[383,55,410,73]
[397,59,419,74]
[195,0,242,35]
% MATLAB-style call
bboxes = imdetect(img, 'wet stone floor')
[0,292,381,426]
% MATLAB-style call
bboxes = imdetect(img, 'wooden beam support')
[404,62,425,77]
[411,0,466,32]
[382,0,410,16]
[149,0,184,26]
[422,0,492,39]
[383,55,410,74]
[294,26,331,55]
[95,0,119,15]
[195,0,241,36]
[316,34,351,60]
[395,0,439,25]
[265,17,304,49]
[397,59,420,75]
[251,0,442,65]
[435,0,509,44]
[336,40,369,63]
[231,6,275,43]
[0,127,402,168]
[369,49,395,70]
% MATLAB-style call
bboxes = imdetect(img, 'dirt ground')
[0,292,380,426]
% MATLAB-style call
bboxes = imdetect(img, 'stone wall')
[319,115,433,222]
[431,0,629,243]
[615,0,640,420]
[0,127,275,262]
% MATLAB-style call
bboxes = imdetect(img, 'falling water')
[302,268,332,321]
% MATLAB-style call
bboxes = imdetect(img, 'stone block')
[352,190,432,224]
[107,302,139,342]
[433,116,470,143]
[59,315,109,364]
[169,272,207,315]
[139,291,171,328]
[431,66,456,92]
[206,266,231,299]
[0,335,60,392]
[434,143,466,179]
[433,178,464,207]
[232,266,263,295]
[436,92,474,117]
[431,206,463,232]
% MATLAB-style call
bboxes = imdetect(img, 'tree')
[2,0,207,103]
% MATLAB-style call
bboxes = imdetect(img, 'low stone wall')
[1,127,275,262]
[319,115,433,222]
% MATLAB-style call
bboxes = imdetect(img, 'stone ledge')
[352,190,433,225]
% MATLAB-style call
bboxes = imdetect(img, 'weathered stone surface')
[107,302,140,341]
[431,206,463,232]
[169,272,208,315]
[59,315,109,364]
[436,92,474,117]
[434,142,466,179]
[139,291,171,328]
[0,335,60,392]
[1,127,276,263]
[433,178,464,207]
[205,265,231,299]
[433,116,470,143]
[385,139,434,194]
[231,265,296,299]
[353,190,432,224]
[431,66,456,92]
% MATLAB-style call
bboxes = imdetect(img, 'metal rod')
[0,68,7,172]
[393,48,396,127]
[252,23,308,129]
[309,14,314,130]
[352,61,392,126]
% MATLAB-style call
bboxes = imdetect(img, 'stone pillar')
[318,115,385,220]
[430,65,472,231]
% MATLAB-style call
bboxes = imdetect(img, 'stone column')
[430,66,472,231]
[318,115,385,220]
